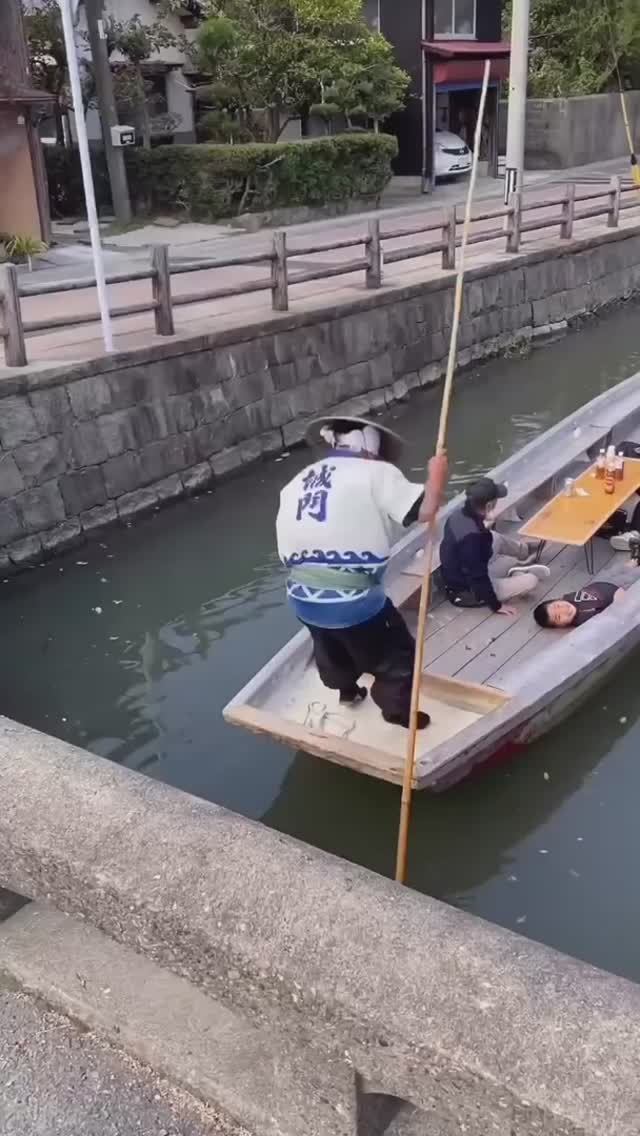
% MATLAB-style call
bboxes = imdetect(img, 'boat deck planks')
[416,541,575,675]
[450,544,623,686]
[484,549,624,689]
[260,665,507,785]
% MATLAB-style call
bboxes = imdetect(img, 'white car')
[435,129,472,179]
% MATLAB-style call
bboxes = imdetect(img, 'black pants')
[304,600,416,724]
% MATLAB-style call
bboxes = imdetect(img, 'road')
[0,981,246,1136]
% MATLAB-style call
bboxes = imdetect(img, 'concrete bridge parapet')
[0,715,638,1135]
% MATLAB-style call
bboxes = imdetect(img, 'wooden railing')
[1,176,637,368]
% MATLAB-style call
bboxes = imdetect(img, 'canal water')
[3,303,640,982]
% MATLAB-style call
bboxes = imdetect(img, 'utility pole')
[84,0,132,224]
[421,0,435,194]
[504,0,530,203]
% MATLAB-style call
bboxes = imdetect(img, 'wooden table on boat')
[519,458,640,572]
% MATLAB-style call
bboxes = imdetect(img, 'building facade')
[0,0,52,241]
[32,0,199,148]
[366,0,509,181]
[82,0,198,146]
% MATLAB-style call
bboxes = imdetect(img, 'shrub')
[44,134,397,222]
[3,234,48,270]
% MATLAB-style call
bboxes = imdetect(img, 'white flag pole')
[57,0,113,352]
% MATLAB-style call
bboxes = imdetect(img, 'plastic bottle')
[595,449,606,479]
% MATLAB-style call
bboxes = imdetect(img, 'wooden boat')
[224,372,640,791]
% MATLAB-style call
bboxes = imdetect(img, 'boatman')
[276,416,447,730]
[439,477,550,615]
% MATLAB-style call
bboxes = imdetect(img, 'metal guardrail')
[0,176,635,368]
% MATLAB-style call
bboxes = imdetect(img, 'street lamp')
[57,0,113,352]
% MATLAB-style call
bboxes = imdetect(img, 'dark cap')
[465,477,508,507]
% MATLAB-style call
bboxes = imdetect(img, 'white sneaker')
[610,530,640,551]
[508,564,551,581]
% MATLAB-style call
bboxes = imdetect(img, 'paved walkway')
[3,157,638,374]
[0,982,246,1136]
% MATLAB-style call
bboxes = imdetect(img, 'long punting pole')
[395,59,493,885]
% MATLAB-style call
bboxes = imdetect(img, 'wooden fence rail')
[0,176,635,368]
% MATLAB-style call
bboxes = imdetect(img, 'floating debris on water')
[539,849,549,855]
[516,915,527,925]
[543,771,550,781]
[76,561,88,566]
[92,606,103,615]
[620,716,628,724]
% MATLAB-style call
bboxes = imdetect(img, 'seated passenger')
[440,477,550,616]
[533,582,625,629]
[609,498,640,551]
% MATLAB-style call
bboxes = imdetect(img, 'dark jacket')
[439,504,500,611]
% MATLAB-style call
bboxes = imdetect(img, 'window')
[434,0,476,37]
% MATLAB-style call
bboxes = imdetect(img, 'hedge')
[43,133,398,222]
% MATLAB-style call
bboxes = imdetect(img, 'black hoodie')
[439,503,500,611]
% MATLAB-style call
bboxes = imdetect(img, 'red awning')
[422,40,511,59]
[422,41,510,86]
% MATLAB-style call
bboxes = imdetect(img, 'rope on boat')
[303,702,357,739]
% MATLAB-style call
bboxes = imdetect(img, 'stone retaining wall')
[1,716,640,1136]
[2,224,640,571]
[499,91,640,169]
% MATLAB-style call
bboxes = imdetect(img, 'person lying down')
[533,581,625,629]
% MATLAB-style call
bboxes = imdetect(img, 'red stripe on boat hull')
[480,737,527,772]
